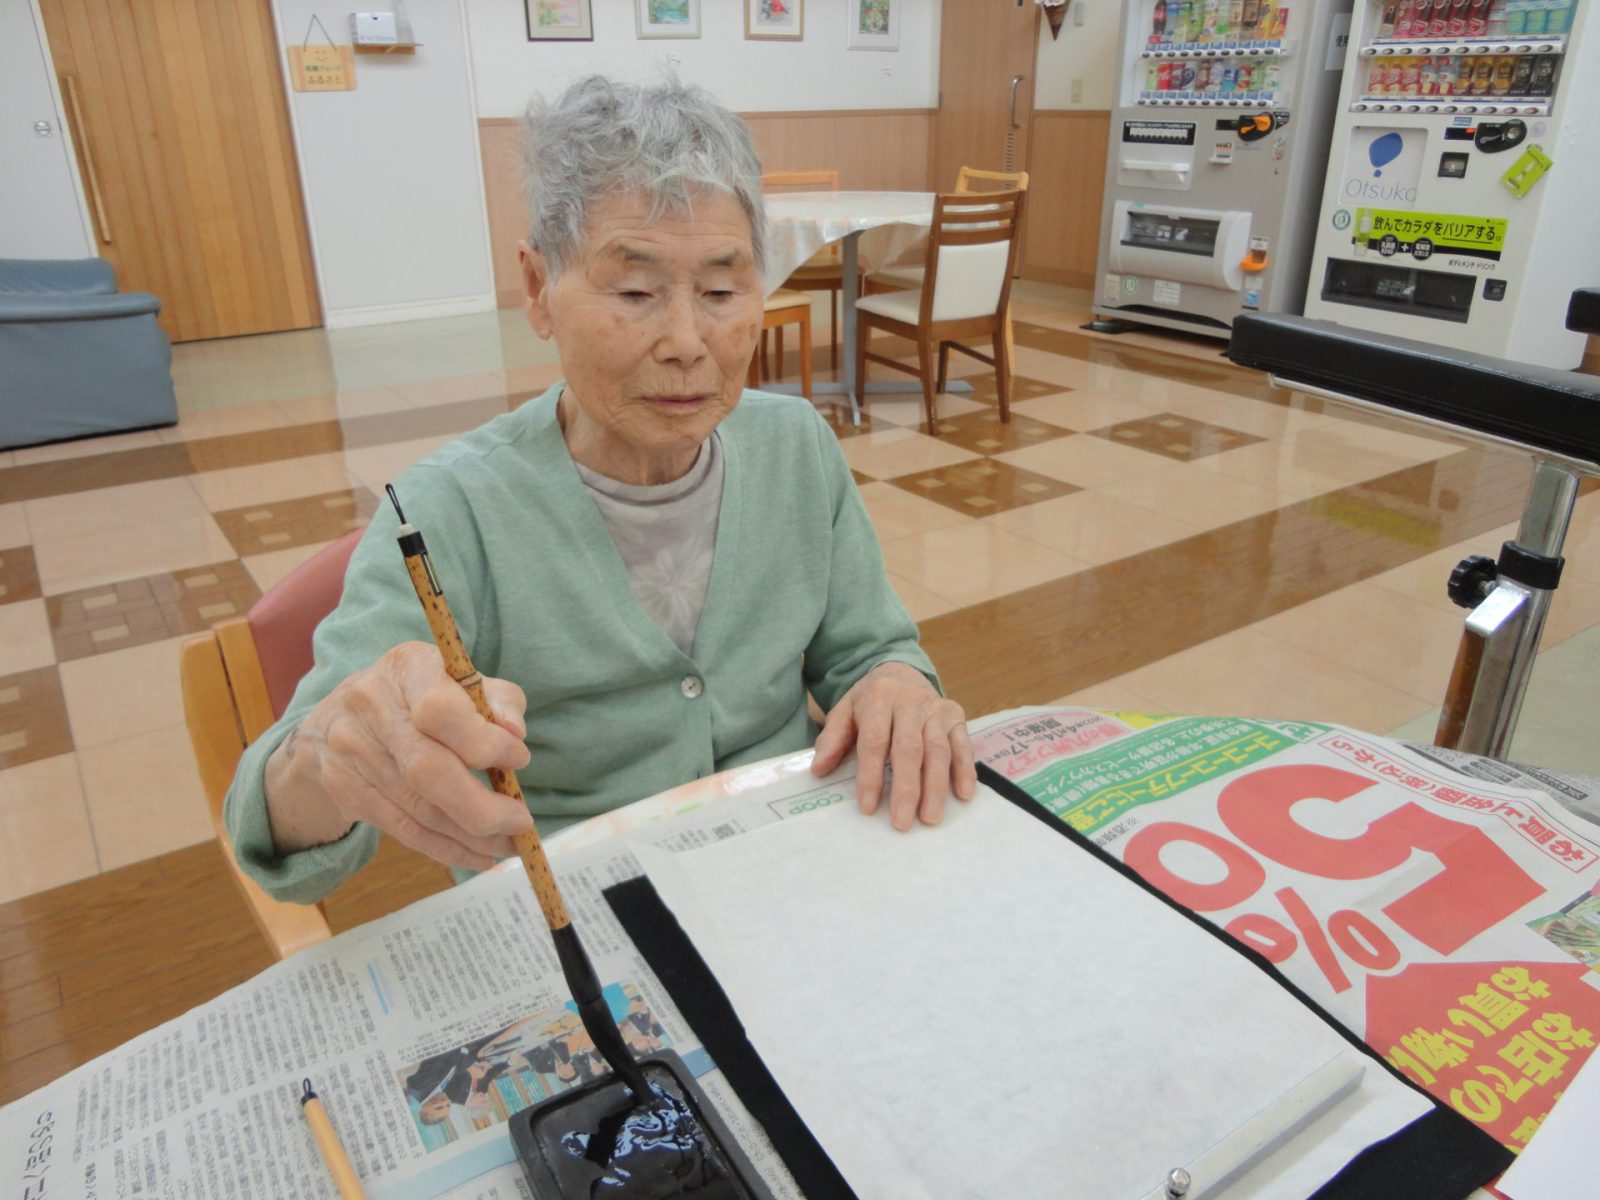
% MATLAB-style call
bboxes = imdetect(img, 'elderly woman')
[225,77,974,904]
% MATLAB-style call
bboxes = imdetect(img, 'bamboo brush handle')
[400,553,570,931]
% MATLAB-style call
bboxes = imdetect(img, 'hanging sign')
[288,17,355,92]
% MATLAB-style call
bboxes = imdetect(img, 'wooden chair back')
[761,167,840,192]
[917,189,1027,331]
[179,530,364,958]
[955,166,1030,195]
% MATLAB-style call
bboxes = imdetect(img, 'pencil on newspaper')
[301,1078,366,1200]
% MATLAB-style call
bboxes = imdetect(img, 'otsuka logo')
[1344,132,1416,203]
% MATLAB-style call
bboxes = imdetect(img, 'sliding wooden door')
[40,0,320,342]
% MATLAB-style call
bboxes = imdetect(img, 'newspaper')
[0,756,868,1200]
[971,706,1600,1158]
[6,712,1598,1197]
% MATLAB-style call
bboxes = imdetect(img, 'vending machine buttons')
[1484,279,1508,300]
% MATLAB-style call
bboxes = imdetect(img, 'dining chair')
[762,168,853,371]
[853,188,1027,429]
[866,167,1030,372]
[750,288,814,399]
[180,529,437,958]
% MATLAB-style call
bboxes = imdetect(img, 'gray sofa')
[0,258,178,450]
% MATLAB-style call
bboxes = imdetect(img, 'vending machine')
[1090,0,1357,337]
[1303,0,1600,367]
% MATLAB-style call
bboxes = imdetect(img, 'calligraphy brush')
[383,485,770,1200]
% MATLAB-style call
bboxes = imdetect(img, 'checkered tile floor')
[3,284,1598,902]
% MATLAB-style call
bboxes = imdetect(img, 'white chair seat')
[854,289,922,324]
[869,265,925,289]
[764,288,811,312]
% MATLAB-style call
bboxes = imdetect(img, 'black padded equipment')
[1226,312,1600,465]
[1569,288,1600,336]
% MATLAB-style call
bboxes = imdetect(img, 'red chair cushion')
[247,529,363,719]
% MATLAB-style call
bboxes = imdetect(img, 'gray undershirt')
[573,433,724,658]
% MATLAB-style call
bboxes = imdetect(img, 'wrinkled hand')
[264,641,533,870]
[810,661,976,831]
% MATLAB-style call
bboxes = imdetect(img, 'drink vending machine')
[1303,0,1599,366]
[1090,0,1356,337]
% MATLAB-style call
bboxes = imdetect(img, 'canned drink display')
[1509,55,1533,94]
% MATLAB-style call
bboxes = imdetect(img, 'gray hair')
[521,76,766,279]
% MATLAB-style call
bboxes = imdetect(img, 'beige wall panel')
[742,116,839,180]
[832,114,933,192]
[1019,110,1111,290]
[479,120,528,309]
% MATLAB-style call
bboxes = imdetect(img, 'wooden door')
[39,0,320,343]
[933,0,1040,191]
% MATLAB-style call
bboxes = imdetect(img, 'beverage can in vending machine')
[1436,54,1456,94]
[1400,57,1421,96]
[1456,55,1476,94]
[1486,0,1508,32]
[1265,61,1282,91]
[1528,54,1555,95]
[1275,4,1289,35]
[1230,0,1246,35]
[1151,0,1167,42]
[1159,62,1175,89]
[1147,63,1161,92]
[1167,0,1183,39]
[1411,0,1434,33]
[1492,56,1514,93]
[1194,61,1213,90]
[1447,0,1470,33]
[1431,0,1452,34]
[1201,0,1218,40]
[1221,64,1238,92]
[1236,61,1254,91]
[1180,61,1197,90]
[1509,55,1533,94]
[1505,0,1527,35]
[1395,0,1418,35]
[1420,56,1437,95]
[1471,56,1495,94]
[1547,0,1573,33]
[1524,0,1549,34]
[1466,0,1492,34]
[1379,0,1399,34]
[1242,0,1261,36]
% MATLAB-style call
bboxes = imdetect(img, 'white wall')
[271,0,495,325]
[464,0,942,118]
[0,0,93,260]
[1033,0,1122,109]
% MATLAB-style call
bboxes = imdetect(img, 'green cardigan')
[224,385,937,903]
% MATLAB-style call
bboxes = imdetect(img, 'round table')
[763,191,965,421]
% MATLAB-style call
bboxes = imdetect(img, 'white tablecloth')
[762,190,934,294]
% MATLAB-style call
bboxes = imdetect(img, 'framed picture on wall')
[525,0,593,40]
[845,0,898,50]
[636,0,701,38]
[745,0,804,41]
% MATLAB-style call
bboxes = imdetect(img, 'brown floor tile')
[917,410,1072,454]
[0,666,73,769]
[888,458,1080,516]
[1091,412,1264,463]
[47,561,260,663]
[212,487,378,557]
[0,545,42,608]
